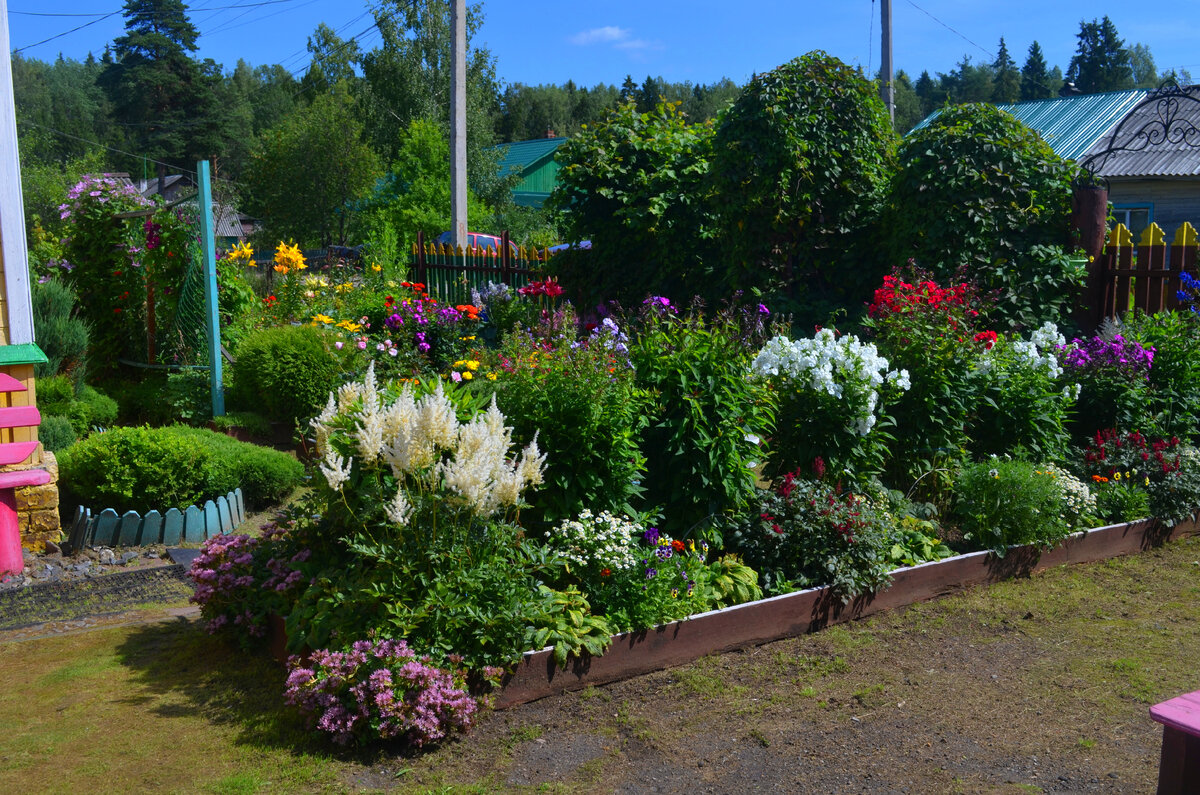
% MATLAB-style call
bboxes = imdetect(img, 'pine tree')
[1020,41,1054,100]
[1067,16,1134,93]
[992,37,1020,103]
[101,0,224,168]
[619,75,638,102]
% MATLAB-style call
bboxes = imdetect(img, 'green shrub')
[32,278,89,384]
[489,320,646,530]
[38,414,76,453]
[165,369,213,426]
[1092,480,1150,524]
[625,299,777,538]
[882,103,1078,330]
[722,473,893,600]
[1123,310,1200,440]
[231,325,342,424]
[952,459,1093,554]
[710,51,897,321]
[59,425,303,513]
[210,411,273,439]
[37,375,118,436]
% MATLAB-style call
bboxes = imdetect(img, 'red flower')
[600,568,611,578]
[973,330,998,350]
[671,539,686,553]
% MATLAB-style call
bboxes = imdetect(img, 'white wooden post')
[0,0,37,345]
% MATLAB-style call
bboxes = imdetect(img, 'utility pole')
[449,0,467,249]
[880,0,895,125]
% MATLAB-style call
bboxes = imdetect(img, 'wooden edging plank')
[495,517,1199,709]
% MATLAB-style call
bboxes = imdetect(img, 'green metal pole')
[197,160,225,416]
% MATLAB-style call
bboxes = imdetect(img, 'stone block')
[27,509,61,534]
[16,483,58,511]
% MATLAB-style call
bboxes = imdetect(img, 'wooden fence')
[409,231,550,305]
[64,489,245,551]
[1096,221,1200,322]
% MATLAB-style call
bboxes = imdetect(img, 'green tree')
[243,87,381,248]
[1020,41,1055,100]
[1130,43,1159,88]
[914,69,940,117]
[892,71,923,134]
[708,52,897,320]
[547,100,716,306]
[992,38,1021,103]
[299,22,362,98]
[101,0,225,169]
[942,56,993,103]
[1066,16,1134,93]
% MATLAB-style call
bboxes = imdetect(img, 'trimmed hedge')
[59,425,304,514]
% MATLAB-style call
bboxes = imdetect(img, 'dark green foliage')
[38,415,77,454]
[882,103,1077,312]
[723,475,893,600]
[230,325,342,424]
[625,300,776,538]
[489,328,646,531]
[1021,42,1056,100]
[710,52,897,322]
[992,38,1021,103]
[164,369,213,426]
[547,100,716,306]
[32,278,89,384]
[1122,311,1200,440]
[58,425,302,513]
[1067,16,1134,94]
[37,375,118,437]
[952,459,1074,554]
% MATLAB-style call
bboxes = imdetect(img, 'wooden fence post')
[1106,223,1134,320]
[501,230,511,286]
[415,230,426,287]
[1136,223,1167,314]
[1073,183,1110,331]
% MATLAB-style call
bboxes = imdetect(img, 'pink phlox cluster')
[284,638,481,747]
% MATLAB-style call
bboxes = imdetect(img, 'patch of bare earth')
[349,534,1200,794]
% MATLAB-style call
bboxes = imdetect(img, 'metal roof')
[489,137,567,175]
[911,90,1147,162]
[1080,86,1200,178]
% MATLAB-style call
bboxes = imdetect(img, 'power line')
[902,0,992,61]
[12,12,121,54]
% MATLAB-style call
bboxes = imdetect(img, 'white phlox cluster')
[1009,321,1066,379]
[310,364,546,518]
[751,330,909,436]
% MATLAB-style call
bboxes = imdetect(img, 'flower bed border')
[495,516,1200,709]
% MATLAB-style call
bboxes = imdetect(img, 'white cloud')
[569,26,630,46]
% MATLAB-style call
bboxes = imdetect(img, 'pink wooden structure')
[1150,689,1200,794]
[0,372,47,575]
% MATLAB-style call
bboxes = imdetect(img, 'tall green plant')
[32,278,89,385]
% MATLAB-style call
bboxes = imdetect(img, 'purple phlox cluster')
[643,296,675,314]
[1058,334,1155,378]
[285,638,481,747]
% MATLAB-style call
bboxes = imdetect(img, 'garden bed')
[496,515,1199,708]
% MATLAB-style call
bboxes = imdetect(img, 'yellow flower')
[465,360,480,371]
[336,320,362,332]
[226,241,254,265]
[335,282,354,294]
[486,372,497,381]
[1114,471,1121,481]
[274,241,306,273]
[312,314,334,324]
[371,263,382,273]
[462,371,473,380]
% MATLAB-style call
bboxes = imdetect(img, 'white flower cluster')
[311,363,546,520]
[1041,462,1096,523]
[1010,321,1066,379]
[751,330,910,436]
[546,509,642,571]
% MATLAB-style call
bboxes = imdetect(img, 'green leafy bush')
[59,425,303,513]
[710,51,897,321]
[882,103,1077,322]
[32,278,89,384]
[547,100,717,306]
[1122,311,1200,440]
[490,318,646,529]
[230,324,342,424]
[38,415,76,453]
[952,460,1094,554]
[37,375,118,436]
[625,298,777,537]
[723,472,893,600]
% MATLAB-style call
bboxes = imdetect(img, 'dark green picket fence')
[410,231,548,305]
[65,488,245,550]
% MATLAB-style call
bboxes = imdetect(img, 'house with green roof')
[488,137,568,209]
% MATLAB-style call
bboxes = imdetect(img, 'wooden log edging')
[495,516,1200,709]
[64,488,246,551]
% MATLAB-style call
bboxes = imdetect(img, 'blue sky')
[8,1,1200,89]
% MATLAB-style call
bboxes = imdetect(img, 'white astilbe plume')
[354,409,385,461]
[309,393,339,457]
[319,448,354,491]
[516,432,546,487]
[416,381,459,452]
[360,362,381,418]
[383,488,412,525]
[337,381,363,413]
